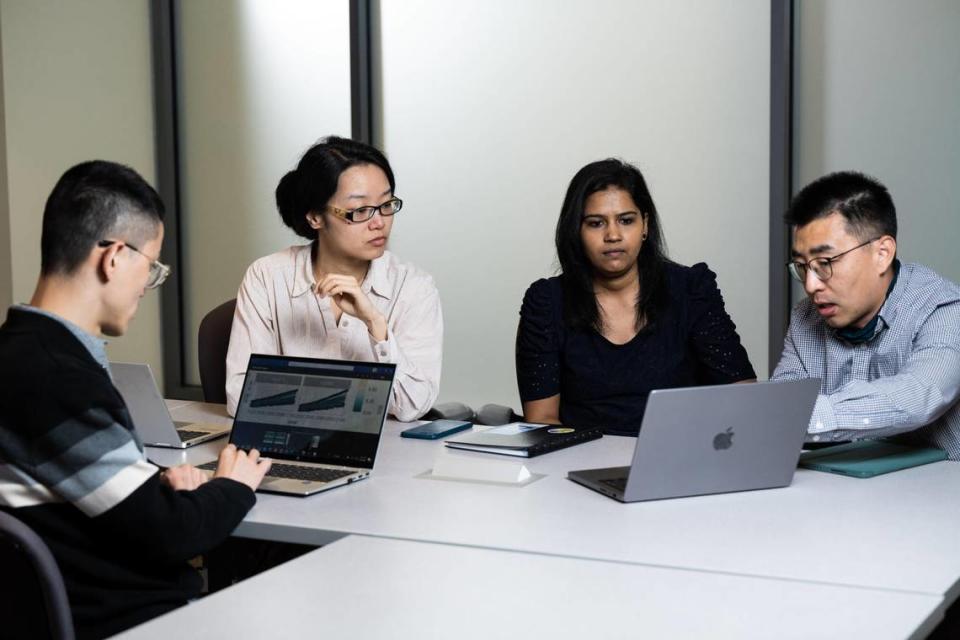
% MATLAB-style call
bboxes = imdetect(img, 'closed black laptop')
[445,423,602,457]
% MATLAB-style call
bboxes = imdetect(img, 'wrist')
[365,313,388,342]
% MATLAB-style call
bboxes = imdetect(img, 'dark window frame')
[149,0,373,399]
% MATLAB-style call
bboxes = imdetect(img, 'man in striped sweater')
[0,161,272,638]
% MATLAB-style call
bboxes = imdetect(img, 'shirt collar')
[835,259,901,344]
[875,259,903,331]
[291,243,316,298]
[291,243,393,301]
[364,253,392,300]
[14,304,111,371]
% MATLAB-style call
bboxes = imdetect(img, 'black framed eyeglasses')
[786,237,880,283]
[98,239,171,289]
[327,197,403,223]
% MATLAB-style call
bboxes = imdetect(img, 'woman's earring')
[642,233,648,240]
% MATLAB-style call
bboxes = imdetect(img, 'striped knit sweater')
[0,308,255,639]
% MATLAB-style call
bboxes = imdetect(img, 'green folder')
[798,440,948,478]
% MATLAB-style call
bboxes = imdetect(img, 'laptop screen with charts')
[567,379,820,502]
[111,362,231,449]
[199,354,396,496]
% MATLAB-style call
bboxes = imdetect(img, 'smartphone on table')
[401,419,473,440]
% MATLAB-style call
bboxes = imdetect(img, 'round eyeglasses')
[327,197,403,223]
[98,239,171,289]
[786,237,879,283]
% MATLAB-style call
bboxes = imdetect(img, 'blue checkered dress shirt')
[772,262,960,460]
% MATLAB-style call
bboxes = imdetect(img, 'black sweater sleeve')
[94,474,256,564]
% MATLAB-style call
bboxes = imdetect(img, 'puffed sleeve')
[516,278,562,402]
[686,263,756,384]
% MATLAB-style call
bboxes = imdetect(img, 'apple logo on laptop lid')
[713,427,734,451]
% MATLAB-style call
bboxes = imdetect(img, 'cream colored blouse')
[225,244,443,421]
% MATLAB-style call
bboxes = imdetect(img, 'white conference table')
[116,535,944,640]
[151,402,960,605]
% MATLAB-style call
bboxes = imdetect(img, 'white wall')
[377,0,772,410]
[795,0,960,285]
[0,0,163,383]
[177,0,353,385]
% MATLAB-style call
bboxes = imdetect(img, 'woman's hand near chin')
[316,273,388,340]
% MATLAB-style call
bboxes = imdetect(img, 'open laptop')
[111,362,231,448]
[198,354,396,497]
[568,379,820,502]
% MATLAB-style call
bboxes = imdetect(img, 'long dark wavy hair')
[555,159,670,333]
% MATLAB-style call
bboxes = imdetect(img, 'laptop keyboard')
[175,429,208,441]
[197,461,354,483]
[265,464,355,483]
[600,477,628,492]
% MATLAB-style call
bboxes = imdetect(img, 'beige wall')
[0,0,164,386]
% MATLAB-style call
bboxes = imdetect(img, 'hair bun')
[275,170,300,223]
[274,136,396,240]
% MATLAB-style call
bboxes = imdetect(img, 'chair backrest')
[198,298,237,404]
[0,510,75,640]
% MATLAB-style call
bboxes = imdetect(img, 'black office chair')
[198,299,237,404]
[0,510,75,640]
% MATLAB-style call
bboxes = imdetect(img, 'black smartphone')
[400,419,473,440]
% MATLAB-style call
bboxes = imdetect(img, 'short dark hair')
[555,158,671,332]
[275,136,396,239]
[786,171,897,240]
[41,160,165,275]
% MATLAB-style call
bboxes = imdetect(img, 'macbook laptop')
[568,379,820,502]
[111,362,231,448]
[198,354,396,496]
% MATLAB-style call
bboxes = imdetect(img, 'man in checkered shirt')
[772,171,960,460]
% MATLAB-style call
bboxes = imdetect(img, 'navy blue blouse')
[515,262,755,435]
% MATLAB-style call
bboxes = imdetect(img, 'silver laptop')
[198,354,396,497]
[568,379,820,502]
[111,362,231,448]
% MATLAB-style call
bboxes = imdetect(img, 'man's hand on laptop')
[160,464,209,491]
[214,444,272,491]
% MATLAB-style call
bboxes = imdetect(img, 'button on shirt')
[772,262,960,459]
[226,245,443,421]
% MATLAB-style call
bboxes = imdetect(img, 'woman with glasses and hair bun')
[225,136,442,421]
[516,159,755,435]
